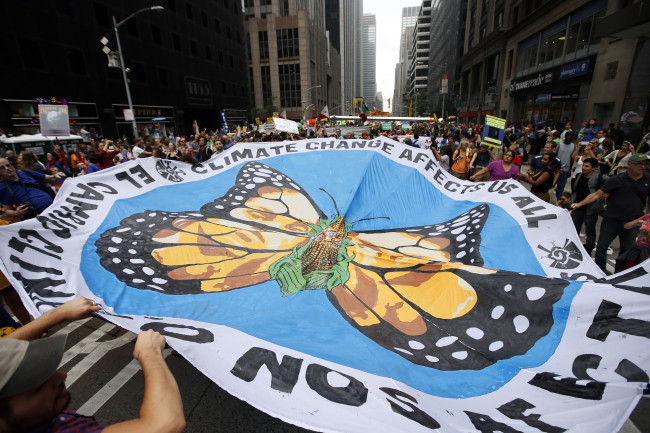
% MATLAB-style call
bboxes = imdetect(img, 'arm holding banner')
[470,166,489,181]
[571,189,609,211]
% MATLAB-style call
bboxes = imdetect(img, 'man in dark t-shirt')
[570,158,603,255]
[572,153,650,272]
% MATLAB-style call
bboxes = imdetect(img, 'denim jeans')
[556,170,570,200]
[571,208,598,253]
[594,217,640,272]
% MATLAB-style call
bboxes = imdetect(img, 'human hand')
[133,330,166,362]
[15,205,29,216]
[570,203,581,210]
[51,296,100,322]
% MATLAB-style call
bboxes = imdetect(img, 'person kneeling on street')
[0,297,185,433]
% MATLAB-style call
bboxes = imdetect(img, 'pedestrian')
[570,158,604,256]
[555,132,576,200]
[0,297,186,433]
[571,153,650,273]
[616,213,650,271]
[451,139,473,180]
[519,153,556,203]
[470,150,519,181]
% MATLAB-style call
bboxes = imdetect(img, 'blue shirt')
[87,164,102,174]
[0,170,53,215]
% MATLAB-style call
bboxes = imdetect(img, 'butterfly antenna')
[319,188,340,215]
[350,216,391,225]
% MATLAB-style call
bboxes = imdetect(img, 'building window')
[247,33,251,61]
[214,19,221,33]
[237,31,241,43]
[276,28,299,58]
[226,25,231,39]
[66,48,87,75]
[259,31,269,59]
[260,0,272,18]
[205,46,212,61]
[201,11,208,27]
[261,65,272,106]
[279,64,301,108]
[133,63,146,83]
[516,36,538,73]
[17,38,44,69]
[158,67,169,86]
[232,83,237,96]
[219,52,224,65]
[167,0,176,12]
[229,55,234,68]
[190,40,198,56]
[506,49,513,78]
[605,61,618,80]
[244,0,255,18]
[151,25,162,45]
[221,81,227,94]
[280,0,290,16]
[172,33,181,51]
[93,2,110,27]
[185,2,193,20]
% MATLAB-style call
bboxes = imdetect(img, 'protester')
[616,214,650,272]
[469,144,494,182]
[0,157,64,220]
[555,132,576,200]
[604,140,632,175]
[86,153,103,174]
[451,139,472,180]
[16,151,46,174]
[470,150,519,181]
[570,158,604,256]
[519,153,556,203]
[0,297,186,433]
[572,153,650,272]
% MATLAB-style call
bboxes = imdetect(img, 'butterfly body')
[270,215,354,297]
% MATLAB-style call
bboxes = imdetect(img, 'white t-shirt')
[132,145,144,158]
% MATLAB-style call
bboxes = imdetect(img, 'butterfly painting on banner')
[0,137,648,433]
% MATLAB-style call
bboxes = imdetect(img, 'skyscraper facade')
[245,0,341,120]
[361,13,376,106]
[393,6,419,115]
[325,0,362,115]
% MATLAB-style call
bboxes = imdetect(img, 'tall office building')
[0,0,250,138]
[245,0,341,120]
[325,0,362,115]
[393,6,419,115]
[407,0,432,115]
[361,13,376,106]
[427,0,467,117]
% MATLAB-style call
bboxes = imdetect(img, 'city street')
[54,313,647,433]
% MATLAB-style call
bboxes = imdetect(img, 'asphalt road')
[48,315,647,433]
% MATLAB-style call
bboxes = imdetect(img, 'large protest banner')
[0,137,648,432]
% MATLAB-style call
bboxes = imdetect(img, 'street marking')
[76,348,172,416]
[59,322,117,367]
[65,331,136,387]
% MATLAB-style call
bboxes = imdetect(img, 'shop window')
[279,64,301,108]
[259,31,269,59]
[172,33,181,51]
[17,38,44,69]
[565,22,579,55]
[576,19,591,52]
[66,49,87,76]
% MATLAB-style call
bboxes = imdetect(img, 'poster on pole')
[38,104,70,136]
[481,115,507,149]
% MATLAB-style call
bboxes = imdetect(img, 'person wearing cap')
[0,297,185,433]
[572,153,650,273]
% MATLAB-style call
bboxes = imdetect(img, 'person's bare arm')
[102,331,185,433]
[470,166,489,181]
[43,172,66,184]
[519,170,551,187]
[2,204,28,218]
[7,297,99,340]
[571,189,609,210]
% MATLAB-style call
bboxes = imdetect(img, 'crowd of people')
[0,115,649,430]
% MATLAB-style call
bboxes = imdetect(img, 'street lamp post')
[301,85,321,126]
[112,6,164,139]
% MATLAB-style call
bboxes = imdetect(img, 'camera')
[21,200,37,217]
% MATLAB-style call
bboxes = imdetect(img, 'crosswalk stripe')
[76,348,172,416]
[65,331,135,387]
[59,322,117,366]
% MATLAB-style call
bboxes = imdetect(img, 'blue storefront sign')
[536,93,552,103]
[559,59,590,80]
